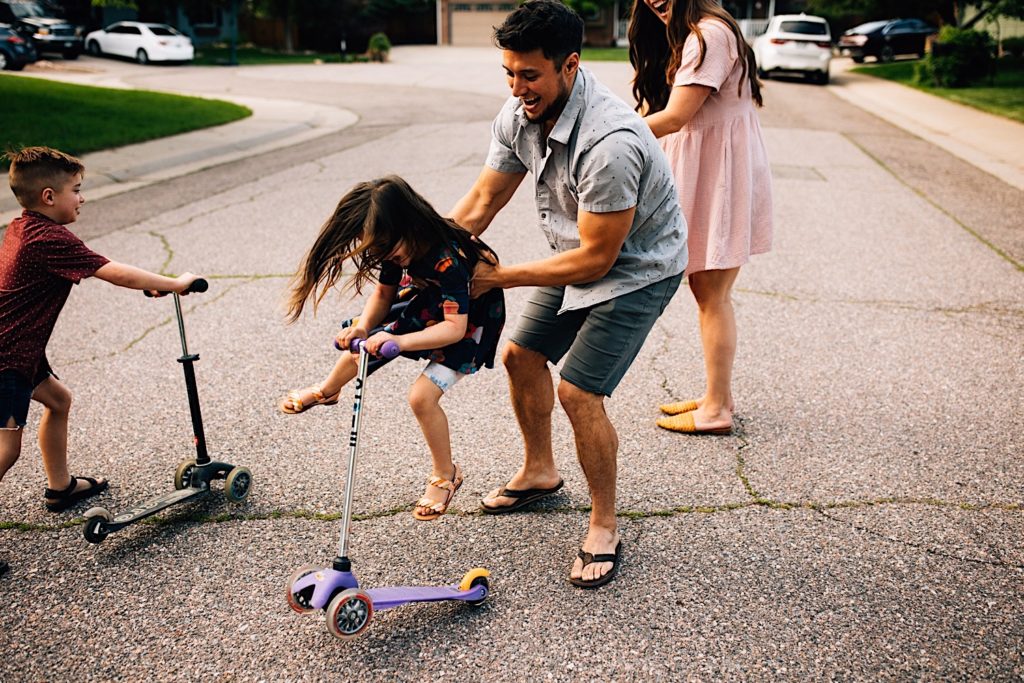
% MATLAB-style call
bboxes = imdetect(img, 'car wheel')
[136,48,149,65]
[852,56,865,64]
[0,50,8,71]
[880,45,895,63]
[87,40,101,56]
[63,50,79,60]
[817,70,830,85]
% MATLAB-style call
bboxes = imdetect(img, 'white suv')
[753,14,833,85]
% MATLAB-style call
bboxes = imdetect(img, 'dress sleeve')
[433,249,471,315]
[672,19,738,92]
[39,226,109,283]
[378,260,402,286]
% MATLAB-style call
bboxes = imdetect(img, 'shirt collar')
[515,65,588,145]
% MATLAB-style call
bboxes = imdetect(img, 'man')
[450,0,687,588]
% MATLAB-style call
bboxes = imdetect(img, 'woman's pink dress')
[659,18,774,276]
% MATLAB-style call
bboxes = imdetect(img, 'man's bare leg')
[556,381,619,583]
[481,342,562,507]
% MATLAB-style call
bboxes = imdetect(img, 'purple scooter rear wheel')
[326,589,374,639]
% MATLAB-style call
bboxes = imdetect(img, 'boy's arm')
[93,261,200,294]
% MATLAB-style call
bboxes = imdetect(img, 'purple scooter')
[286,338,490,640]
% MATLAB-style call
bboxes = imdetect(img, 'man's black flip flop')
[480,479,564,514]
[568,541,622,589]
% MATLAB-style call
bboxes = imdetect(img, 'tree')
[805,0,1024,27]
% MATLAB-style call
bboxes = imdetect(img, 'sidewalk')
[828,58,1024,191]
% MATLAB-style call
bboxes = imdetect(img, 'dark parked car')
[0,0,82,59]
[839,18,937,63]
[0,21,36,69]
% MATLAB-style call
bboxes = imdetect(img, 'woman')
[629,0,773,434]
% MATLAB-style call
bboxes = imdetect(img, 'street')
[0,50,1021,680]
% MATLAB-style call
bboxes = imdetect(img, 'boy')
[0,147,200,525]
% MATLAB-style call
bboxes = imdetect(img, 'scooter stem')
[338,347,370,560]
[173,292,210,465]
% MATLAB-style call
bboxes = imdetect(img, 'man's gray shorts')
[509,273,682,397]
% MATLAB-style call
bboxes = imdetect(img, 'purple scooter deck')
[366,584,486,612]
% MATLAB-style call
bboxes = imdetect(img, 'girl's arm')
[336,283,397,350]
[643,84,713,138]
[366,303,468,355]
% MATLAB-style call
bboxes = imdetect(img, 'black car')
[839,18,937,63]
[0,21,35,69]
[0,0,82,59]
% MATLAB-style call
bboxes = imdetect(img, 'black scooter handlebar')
[143,278,209,298]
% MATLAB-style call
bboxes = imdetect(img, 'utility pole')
[228,0,238,66]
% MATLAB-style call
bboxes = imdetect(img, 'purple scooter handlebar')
[333,337,400,358]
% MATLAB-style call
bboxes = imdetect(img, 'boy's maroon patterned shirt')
[0,210,109,381]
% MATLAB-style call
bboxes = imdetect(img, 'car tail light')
[770,38,787,45]
[6,34,25,44]
[816,41,832,49]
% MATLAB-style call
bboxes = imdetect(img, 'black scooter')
[82,279,252,543]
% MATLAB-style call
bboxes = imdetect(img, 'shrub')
[919,26,995,87]
[367,32,391,62]
[1002,36,1024,58]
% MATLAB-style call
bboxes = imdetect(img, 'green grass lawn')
[192,46,363,66]
[0,75,251,169]
[851,57,1024,123]
[582,47,630,62]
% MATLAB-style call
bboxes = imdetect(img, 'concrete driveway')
[1,48,1021,681]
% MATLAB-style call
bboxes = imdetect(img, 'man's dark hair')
[493,0,584,67]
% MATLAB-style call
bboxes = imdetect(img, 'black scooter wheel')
[174,459,197,490]
[82,507,111,544]
[224,466,252,503]
[326,589,373,639]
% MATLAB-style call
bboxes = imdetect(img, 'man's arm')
[449,166,526,236]
[471,206,635,295]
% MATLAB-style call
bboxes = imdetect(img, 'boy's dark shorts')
[0,360,54,429]
[509,273,682,397]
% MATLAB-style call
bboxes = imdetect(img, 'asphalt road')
[1,53,1021,681]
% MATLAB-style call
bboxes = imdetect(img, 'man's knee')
[503,342,547,378]
[557,380,602,418]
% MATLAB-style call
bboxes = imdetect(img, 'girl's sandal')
[279,384,340,415]
[413,464,463,521]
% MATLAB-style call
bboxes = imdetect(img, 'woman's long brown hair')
[285,175,496,322]
[629,0,762,115]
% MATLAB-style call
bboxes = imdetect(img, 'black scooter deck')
[106,485,209,531]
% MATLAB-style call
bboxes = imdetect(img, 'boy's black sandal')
[568,541,622,589]
[44,475,108,512]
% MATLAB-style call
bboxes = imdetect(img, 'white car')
[753,14,832,85]
[85,21,194,65]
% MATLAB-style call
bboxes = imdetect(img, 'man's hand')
[471,261,504,298]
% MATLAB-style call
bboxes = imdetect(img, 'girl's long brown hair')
[286,175,497,322]
[629,0,762,115]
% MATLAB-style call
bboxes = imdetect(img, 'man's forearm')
[498,248,615,289]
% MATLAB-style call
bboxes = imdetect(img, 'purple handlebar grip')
[343,338,401,358]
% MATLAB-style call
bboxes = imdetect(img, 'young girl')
[281,176,505,521]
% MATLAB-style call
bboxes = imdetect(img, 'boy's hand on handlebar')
[338,326,368,354]
[174,272,200,295]
[365,331,399,356]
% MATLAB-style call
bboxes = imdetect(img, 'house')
[437,0,628,48]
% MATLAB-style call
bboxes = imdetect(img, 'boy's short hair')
[7,147,85,208]
[493,0,584,68]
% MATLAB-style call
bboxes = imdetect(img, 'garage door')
[450,4,513,46]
